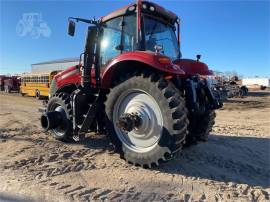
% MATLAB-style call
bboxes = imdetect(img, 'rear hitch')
[200,79,223,110]
[184,78,199,112]
[184,77,223,113]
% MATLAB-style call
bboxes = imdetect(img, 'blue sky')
[0,0,269,77]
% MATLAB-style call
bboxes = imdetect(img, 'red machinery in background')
[0,75,8,91]
[2,76,21,93]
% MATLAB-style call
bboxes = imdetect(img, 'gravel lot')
[0,91,269,201]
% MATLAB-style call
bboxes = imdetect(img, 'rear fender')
[101,51,185,88]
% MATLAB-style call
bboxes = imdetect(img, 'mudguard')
[101,51,185,88]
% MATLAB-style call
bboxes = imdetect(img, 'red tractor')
[41,0,222,167]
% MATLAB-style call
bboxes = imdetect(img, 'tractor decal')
[16,13,51,39]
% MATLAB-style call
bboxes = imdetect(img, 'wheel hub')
[113,90,163,152]
[117,113,142,132]
[52,106,69,137]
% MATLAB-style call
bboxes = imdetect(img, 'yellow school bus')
[20,71,59,99]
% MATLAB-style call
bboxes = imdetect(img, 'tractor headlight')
[149,6,155,11]
[128,5,136,11]
[142,3,147,9]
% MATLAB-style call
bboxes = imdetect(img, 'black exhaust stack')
[82,26,98,90]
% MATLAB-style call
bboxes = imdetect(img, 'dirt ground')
[0,91,269,201]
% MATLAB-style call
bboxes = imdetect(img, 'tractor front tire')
[105,73,188,168]
[46,93,73,142]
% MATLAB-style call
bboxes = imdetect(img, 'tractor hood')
[54,65,81,88]
[174,59,213,76]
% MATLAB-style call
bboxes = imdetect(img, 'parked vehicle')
[3,76,21,93]
[0,75,8,91]
[40,0,223,167]
[214,74,248,99]
[20,71,59,99]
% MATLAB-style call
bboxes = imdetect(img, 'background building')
[242,77,270,87]
[31,58,79,73]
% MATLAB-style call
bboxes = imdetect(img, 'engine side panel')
[54,65,81,89]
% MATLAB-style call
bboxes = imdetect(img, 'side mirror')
[68,20,75,36]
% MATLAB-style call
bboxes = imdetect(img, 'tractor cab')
[68,0,181,70]
[99,0,181,65]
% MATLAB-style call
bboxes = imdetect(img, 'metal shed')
[31,58,79,73]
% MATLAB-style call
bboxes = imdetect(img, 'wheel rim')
[51,105,68,137]
[113,89,163,153]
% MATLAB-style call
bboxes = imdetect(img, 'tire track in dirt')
[1,92,270,201]
[1,126,179,201]
[4,148,107,179]
[177,143,270,187]
[2,126,270,201]
[46,181,178,201]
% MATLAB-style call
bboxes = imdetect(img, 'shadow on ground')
[247,91,270,97]
[0,193,35,202]
[157,134,270,188]
[80,133,270,188]
[222,99,269,110]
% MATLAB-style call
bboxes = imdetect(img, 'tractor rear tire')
[186,110,216,145]
[46,93,73,142]
[105,73,188,168]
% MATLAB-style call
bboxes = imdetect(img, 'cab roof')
[101,0,178,24]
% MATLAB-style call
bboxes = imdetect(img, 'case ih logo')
[16,13,51,39]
